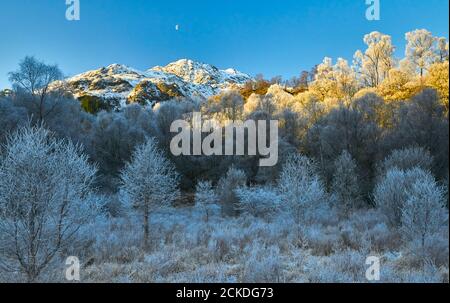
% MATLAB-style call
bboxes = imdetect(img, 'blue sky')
[0,0,448,89]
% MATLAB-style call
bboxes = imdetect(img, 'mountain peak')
[172,58,198,65]
[151,59,218,84]
[102,63,141,75]
[151,59,250,86]
[62,59,252,111]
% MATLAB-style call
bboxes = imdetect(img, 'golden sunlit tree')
[353,32,395,88]
[425,61,449,113]
[377,69,422,102]
[309,57,358,102]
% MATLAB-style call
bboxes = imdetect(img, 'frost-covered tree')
[194,180,217,222]
[309,57,335,101]
[374,167,431,227]
[206,90,244,121]
[388,89,448,180]
[91,106,157,186]
[8,56,64,121]
[120,137,180,247]
[154,99,195,150]
[436,37,449,62]
[0,125,98,282]
[377,147,433,179]
[0,97,28,142]
[265,84,293,112]
[217,166,247,216]
[244,93,277,116]
[351,92,385,123]
[310,57,358,101]
[353,32,395,87]
[235,186,281,220]
[401,176,448,257]
[305,104,380,190]
[334,58,359,99]
[405,29,438,78]
[332,150,360,213]
[278,154,327,224]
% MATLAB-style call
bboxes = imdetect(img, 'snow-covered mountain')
[59,59,252,111]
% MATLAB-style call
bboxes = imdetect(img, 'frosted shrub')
[208,231,233,262]
[379,261,445,283]
[305,250,366,282]
[278,154,327,224]
[120,137,180,248]
[89,216,143,264]
[0,125,99,282]
[194,180,218,222]
[234,186,281,220]
[217,166,247,216]
[182,264,237,283]
[401,176,448,258]
[242,244,282,282]
[332,150,361,213]
[305,225,338,256]
[364,222,400,252]
[374,167,431,227]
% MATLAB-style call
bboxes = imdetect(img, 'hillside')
[57,59,252,112]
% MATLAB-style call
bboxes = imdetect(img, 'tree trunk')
[143,207,149,249]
